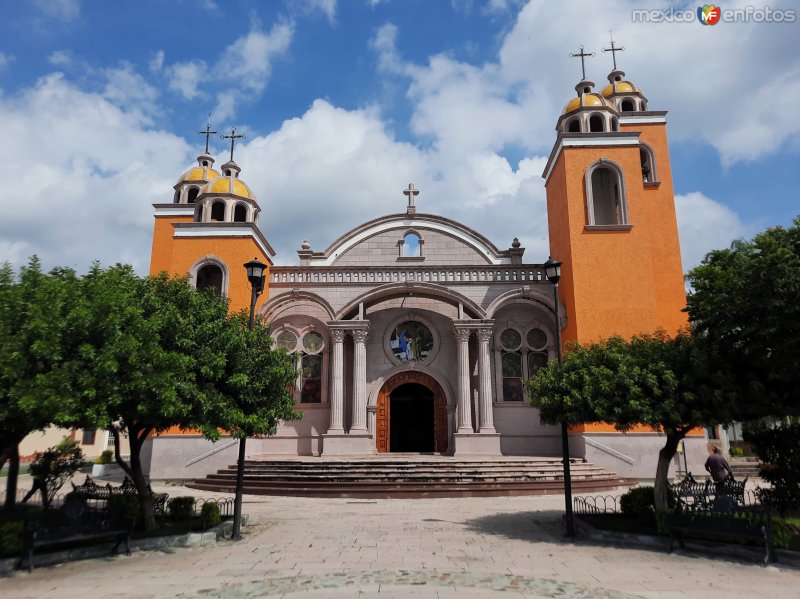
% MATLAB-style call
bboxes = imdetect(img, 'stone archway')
[376,371,448,453]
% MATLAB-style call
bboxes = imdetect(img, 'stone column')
[454,327,473,433]
[351,328,369,432]
[476,327,496,433]
[328,328,345,433]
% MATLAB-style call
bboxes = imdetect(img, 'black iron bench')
[667,508,776,566]
[70,476,169,515]
[670,473,713,511]
[20,495,132,571]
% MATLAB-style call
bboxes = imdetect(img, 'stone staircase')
[730,457,762,479]
[187,455,632,498]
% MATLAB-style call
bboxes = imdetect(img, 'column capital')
[351,328,369,343]
[476,327,494,342]
[453,327,471,343]
[330,329,346,343]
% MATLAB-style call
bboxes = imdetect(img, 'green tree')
[24,437,84,509]
[65,266,299,529]
[686,217,800,418]
[526,332,730,511]
[0,258,82,510]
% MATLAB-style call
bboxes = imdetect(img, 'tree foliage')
[0,258,82,509]
[745,422,800,515]
[26,437,84,508]
[686,217,800,417]
[526,332,729,510]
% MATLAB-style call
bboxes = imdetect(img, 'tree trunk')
[654,433,682,512]
[113,426,157,531]
[3,443,20,511]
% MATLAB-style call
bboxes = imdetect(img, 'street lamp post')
[231,257,267,541]
[543,256,575,538]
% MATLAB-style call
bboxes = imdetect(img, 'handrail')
[184,438,239,467]
[582,436,636,464]
[270,265,547,286]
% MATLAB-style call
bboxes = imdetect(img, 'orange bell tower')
[149,127,274,313]
[542,45,686,345]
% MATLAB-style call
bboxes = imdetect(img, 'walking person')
[705,446,734,492]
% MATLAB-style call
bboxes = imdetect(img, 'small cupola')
[598,36,648,112]
[557,45,620,134]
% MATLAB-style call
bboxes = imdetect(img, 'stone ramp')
[187,455,633,497]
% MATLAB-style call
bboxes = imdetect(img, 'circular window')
[500,329,522,351]
[527,328,548,350]
[276,330,297,351]
[302,331,324,353]
[389,321,434,363]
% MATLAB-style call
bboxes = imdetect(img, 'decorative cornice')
[172,222,276,258]
[541,132,641,185]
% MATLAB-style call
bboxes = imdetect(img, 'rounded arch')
[173,189,181,204]
[210,200,225,222]
[639,141,658,183]
[371,369,452,454]
[188,255,229,296]
[233,203,247,222]
[485,288,558,320]
[187,187,200,204]
[620,98,635,112]
[584,158,629,226]
[260,290,336,321]
[610,116,619,132]
[588,113,605,132]
[565,117,581,133]
[336,282,486,320]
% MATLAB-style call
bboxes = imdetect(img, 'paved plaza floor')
[1,482,798,598]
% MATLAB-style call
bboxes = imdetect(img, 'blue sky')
[0,0,798,273]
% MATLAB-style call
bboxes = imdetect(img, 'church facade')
[141,62,707,480]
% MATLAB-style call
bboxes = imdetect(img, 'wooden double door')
[376,372,448,453]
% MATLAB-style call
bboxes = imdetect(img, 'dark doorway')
[389,383,434,452]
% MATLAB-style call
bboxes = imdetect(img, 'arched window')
[210,201,225,222]
[641,100,648,111]
[275,329,326,404]
[193,204,202,222]
[173,189,181,204]
[587,164,626,226]
[402,232,421,257]
[640,146,656,183]
[233,204,247,222]
[196,264,223,296]
[225,169,232,176]
[611,117,619,132]
[498,327,551,402]
[620,98,635,112]
[187,187,200,203]
[589,114,604,132]
[567,118,580,133]
[201,160,209,167]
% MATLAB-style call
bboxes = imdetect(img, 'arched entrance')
[376,372,448,453]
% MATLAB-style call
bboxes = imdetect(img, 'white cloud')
[162,22,293,119]
[367,0,389,6]
[47,50,72,67]
[306,0,337,24]
[102,64,160,121]
[149,50,164,72]
[0,73,190,273]
[166,60,205,100]
[31,0,80,21]
[0,52,13,69]
[675,192,749,271]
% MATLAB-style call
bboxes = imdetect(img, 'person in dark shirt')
[705,446,733,484]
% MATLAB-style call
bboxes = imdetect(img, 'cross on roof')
[569,45,595,80]
[221,127,245,162]
[197,115,218,155]
[602,33,625,70]
[403,183,420,214]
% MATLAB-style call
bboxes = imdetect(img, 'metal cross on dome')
[602,33,625,70]
[221,127,246,162]
[197,115,218,155]
[570,45,595,80]
[403,183,420,214]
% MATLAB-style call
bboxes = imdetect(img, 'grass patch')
[0,465,30,477]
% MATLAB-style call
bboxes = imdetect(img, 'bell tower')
[149,126,274,313]
[542,44,686,345]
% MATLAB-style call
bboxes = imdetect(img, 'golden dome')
[563,93,611,114]
[178,166,220,183]
[600,81,640,97]
[203,175,255,200]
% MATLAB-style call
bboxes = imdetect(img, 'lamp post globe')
[544,255,575,537]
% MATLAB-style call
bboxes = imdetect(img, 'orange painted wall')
[149,215,192,276]
[546,124,687,346]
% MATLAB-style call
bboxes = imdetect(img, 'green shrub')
[729,446,745,457]
[28,437,84,508]
[95,450,114,465]
[620,486,656,517]
[168,496,195,520]
[0,521,24,558]
[746,423,800,515]
[200,502,221,529]
[107,494,141,526]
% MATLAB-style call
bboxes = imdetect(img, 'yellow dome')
[563,93,611,114]
[178,166,220,183]
[600,81,640,97]
[204,175,255,200]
